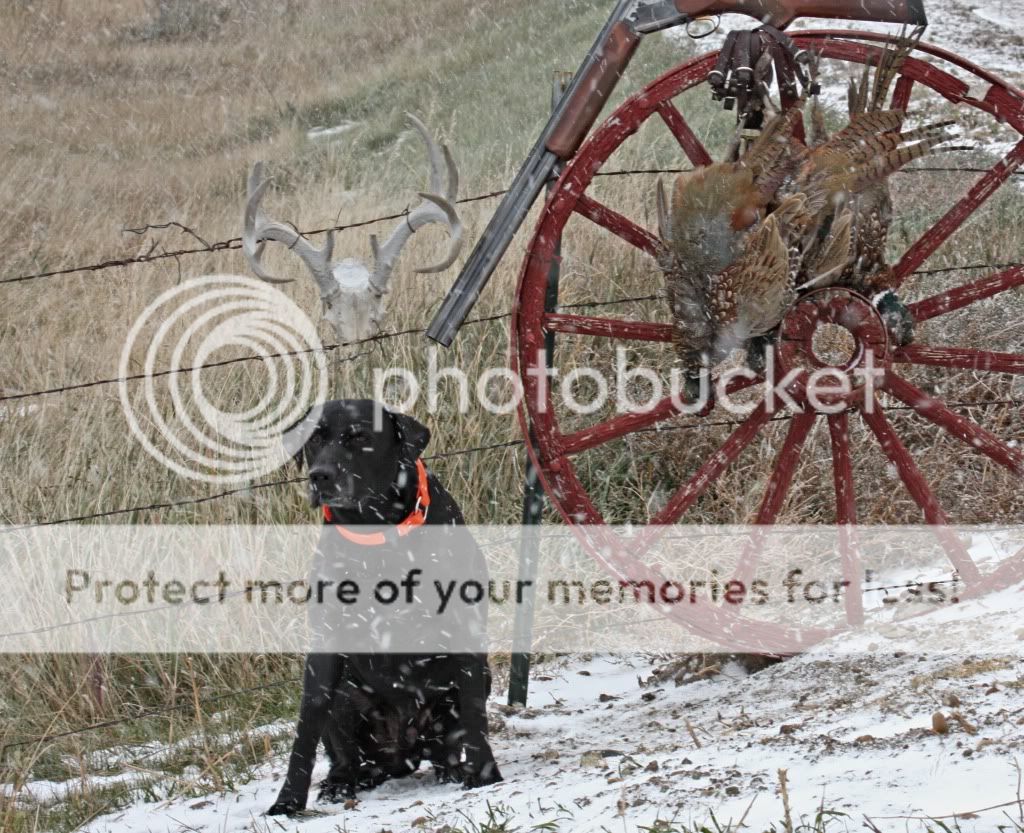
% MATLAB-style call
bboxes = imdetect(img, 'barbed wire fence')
[5,166,1022,287]
[3,170,1022,532]
[1,164,1023,760]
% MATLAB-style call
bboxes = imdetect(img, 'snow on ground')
[75,577,1024,833]
[790,0,1024,85]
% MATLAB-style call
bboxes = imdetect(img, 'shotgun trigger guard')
[685,15,721,39]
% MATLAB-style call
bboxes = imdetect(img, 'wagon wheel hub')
[776,289,890,409]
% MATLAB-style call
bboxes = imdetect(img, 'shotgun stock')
[426,0,928,346]
[672,0,926,29]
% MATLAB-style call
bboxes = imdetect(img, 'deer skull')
[242,114,461,343]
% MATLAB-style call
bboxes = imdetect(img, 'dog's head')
[283,399,430,519]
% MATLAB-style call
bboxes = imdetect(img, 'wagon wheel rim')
[511,32,1024,651]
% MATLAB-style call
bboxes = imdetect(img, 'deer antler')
[241,115,462,343]
[243,162,338,295]
[369,114,462,290]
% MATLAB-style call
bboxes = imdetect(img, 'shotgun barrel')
[426,0,928,346]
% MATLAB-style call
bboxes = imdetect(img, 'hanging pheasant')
[800,26,952,295]
[659,105,851,379]
[658,29,952,379]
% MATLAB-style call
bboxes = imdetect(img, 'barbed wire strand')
[0,439,528,531]
[1,188,509,287]
[5,396,1020,532]
[5,164,1021,286]
[4,256,1022,406]
[0,295,662,405]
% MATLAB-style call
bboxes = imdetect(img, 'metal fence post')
[507,72,571,707]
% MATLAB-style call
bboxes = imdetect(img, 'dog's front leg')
[425,692,464,784]
[268,653,345,816]
[456,655,502,789]
[318,687,361,802]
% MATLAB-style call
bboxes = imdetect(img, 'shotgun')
[426,0,928,346]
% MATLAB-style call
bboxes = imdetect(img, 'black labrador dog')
[268,400,501,816]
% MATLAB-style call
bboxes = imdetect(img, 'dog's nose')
[308,465,333,487]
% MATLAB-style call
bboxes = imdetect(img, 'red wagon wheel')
[512,31,1024,652]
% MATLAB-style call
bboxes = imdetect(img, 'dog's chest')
[307,527,485,654]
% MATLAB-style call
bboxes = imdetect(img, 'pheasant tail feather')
[869,25,925,113]
[848,132,952,192]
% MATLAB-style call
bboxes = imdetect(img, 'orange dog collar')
[321,458,431,545]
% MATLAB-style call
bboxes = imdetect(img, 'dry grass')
[1,3,1023,830]
[0,3,694,828]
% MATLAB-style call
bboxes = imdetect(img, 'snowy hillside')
[76,576,1024,833]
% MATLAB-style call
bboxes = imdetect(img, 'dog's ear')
[388,409,430,463]
[281,405,321,470]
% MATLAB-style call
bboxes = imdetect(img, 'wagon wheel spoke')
[656,101,713,167]
[559,397,693,457]
[890,75,915,110]
[860,395,947,524]
[648,399,773,526]
[828,412,857,525]
[828,412,864,626]
[730,410,817,588]
[574,194,661,258]
[894,139,1024,283]
[754,410,817,525]
[883,371,1024,475]
[556,375,761,457]
[859,396,982,583]
[908,265,1024,321]
[895,344,1024,375]
[542,314,673,343]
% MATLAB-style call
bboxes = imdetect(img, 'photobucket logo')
[375,346,884,417]
[119,275,328,483]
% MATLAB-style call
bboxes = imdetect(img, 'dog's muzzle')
[308,465,358,509]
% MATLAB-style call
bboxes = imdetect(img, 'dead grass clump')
[128,1,232,42]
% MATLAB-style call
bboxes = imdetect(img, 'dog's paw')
[267,797,305,816]
[461,761,503,789]
[433,764,458,784]
[317,780,357,804]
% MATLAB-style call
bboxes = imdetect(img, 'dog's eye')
[341,430,368,448]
